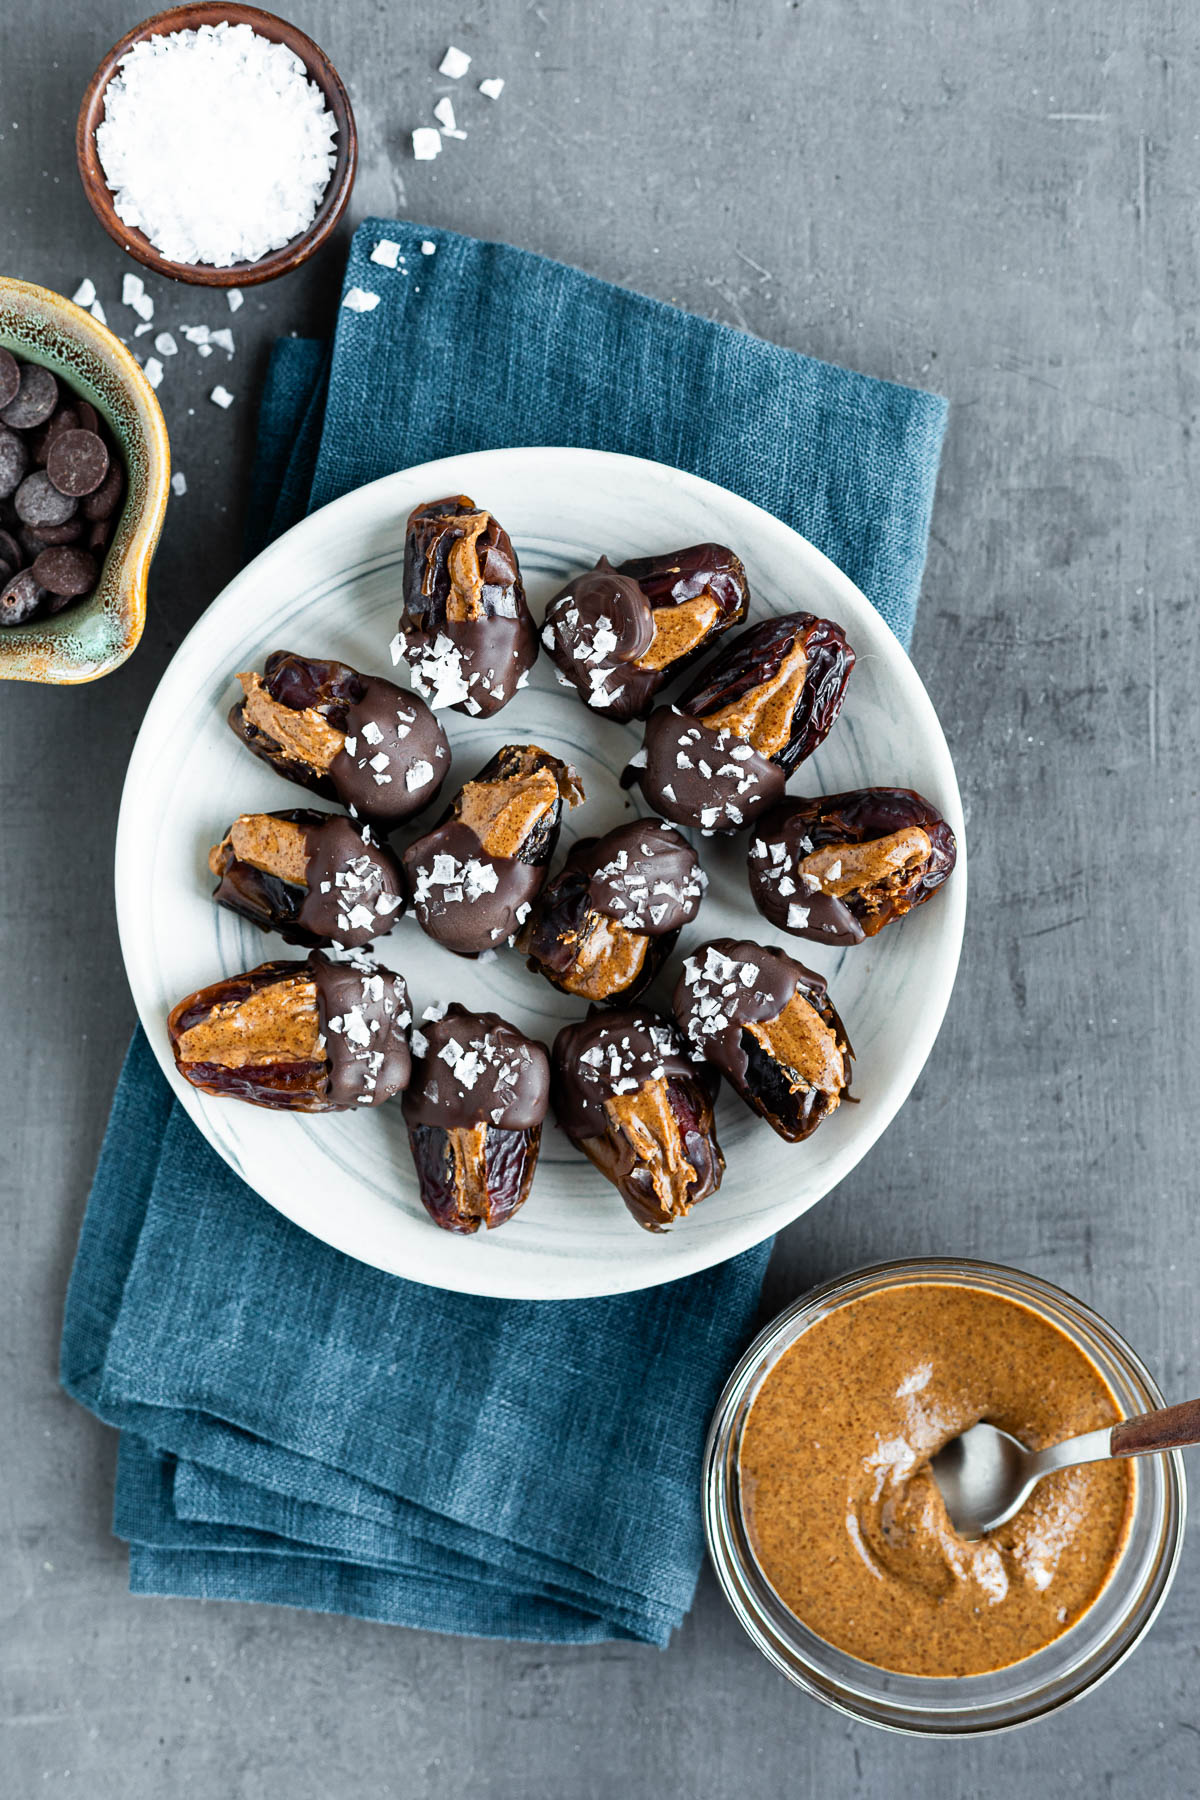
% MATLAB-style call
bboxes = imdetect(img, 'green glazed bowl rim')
[0,275,171,684]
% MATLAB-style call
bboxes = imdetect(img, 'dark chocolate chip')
[0,425,28,500]
[88,515,114,553]
[43,589,79,615]
[0,529,21,571]
[30,405,79,467]
[76,399,100,435]
[15,470,77,528]
[46,428,109,498]
[0,568,46,625]
[21,518,83,551]
[31,546,97,597]
[0,362,57,430]
[0,349,20,412]
[82,459,124,521]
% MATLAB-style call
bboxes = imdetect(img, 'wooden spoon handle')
[1111,1397,1200,1458]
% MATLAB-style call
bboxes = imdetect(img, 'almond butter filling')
[800,826,932,898]
[560,914,650,1001]
[208,813,312,885]
[175,976,322,1068]
[601,1079,697,1216]
[444,512,491,620]
[703,636,809,759]
[457,765,561,857]
[748,991,845,1097]
[237,671,344,772]
[635,590,723,671]
[445,1122,491,1215]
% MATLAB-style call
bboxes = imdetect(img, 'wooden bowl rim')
[75,2,358,288]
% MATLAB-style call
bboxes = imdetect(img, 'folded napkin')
[61,220,948,1645]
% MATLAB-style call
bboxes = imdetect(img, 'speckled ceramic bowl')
[0,276,170,683]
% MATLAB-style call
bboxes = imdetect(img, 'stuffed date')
[748,789,957,946]
[542,543,748,722]
[622,613,854,834]
[401,743,582,957]
[228,651,450,829]
[167,951,411,1113]
[519,818,706,1003]
[394,495,537,716]
[209,810,405,950]
[672,937,852,1142]
[551,1007,724,1231]
[402,1005,550,1233]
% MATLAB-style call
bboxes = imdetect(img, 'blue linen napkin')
[61,220,948,1645]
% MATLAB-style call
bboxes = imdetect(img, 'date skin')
[167,961,332,1112]
[229,652,360,799]
[520,863,676,1003]
[680,612,855,775]
[739,1011,850,1142]
[407,1121,542,1233]
[579,1072,725,1232]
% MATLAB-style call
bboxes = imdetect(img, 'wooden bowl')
[76,3,358,288]
[0,277,171,684]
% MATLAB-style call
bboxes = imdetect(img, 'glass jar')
[703,1258,1186,1736]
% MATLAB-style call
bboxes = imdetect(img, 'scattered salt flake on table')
[154,331,178,356]
[143,357,164,389]
[209,327,235,352]
[171,471,187,496]
[412,127,441,160]
[370,238,401,268]
[122,272,144,308]
[89,299,107,325]
[72,278,97,307]
[181,324,209,343]
[197,343,212,356]
[210,384,234,408]
[479,77,505,99]
[433,96,457,131]
[441,128,467,141]
[420,240,436,255]
[342,287,381,313]
[134,321,155,337]
[227,288,243,312]
[439,45,471,78]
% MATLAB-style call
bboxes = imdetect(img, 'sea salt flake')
[227,288,244,312]
[72,278,97,308]
[89,299,107,325]
[360,720,384,745]
[154,331,178,356]
[433,96,458,131]
[787,904,810,930]
[479,77,505,99]
[412,127,441,160]
[439,45,471,77]
[210,384,234,408]
[143,357,164,389]
[134,322,155,337]
[170,471,187,496]
[343,287,381,313]
[370,238,401,268]
[420,240,437,255]
[405,759,433,792]
[209,327,235,353]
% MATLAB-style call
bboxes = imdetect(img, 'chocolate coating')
[401,744,581,957]
[748,789,957,946]
[542,544,749,723]
[672,937,852,1142]
[622,706,786,834]
[228,652,451,829]
[313,953,412,1109]
[403,1006,550,1131]
[397,495,538,717]
[521,820,706,1004]
[210,809,405,950]
[551,1007,724,1231]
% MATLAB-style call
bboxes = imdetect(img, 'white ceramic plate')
[116,448,965,1300]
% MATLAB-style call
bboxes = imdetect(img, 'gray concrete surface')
[3,1,1198,1793]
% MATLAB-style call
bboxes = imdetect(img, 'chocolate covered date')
[623,613,854,834]
[402,743,582,957]
[551,1008,724,1231]
[395,495,537,716]
[228,651,450,829]
[403,1005,550,1233]
[673,938,852,1142]
[167,951,411,1113]
[542,543,748,722]
[209,809,405,950]
[520,819,706,1004]
[748,789,957,945]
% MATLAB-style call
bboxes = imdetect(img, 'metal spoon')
[930,1396,1200,1538]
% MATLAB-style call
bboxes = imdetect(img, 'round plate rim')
[115,445,967,1300]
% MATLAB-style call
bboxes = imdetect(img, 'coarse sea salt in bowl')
[76,4,358,287]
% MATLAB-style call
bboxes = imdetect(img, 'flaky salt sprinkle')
[479,77,505,99]
[439,45,471,78]
[342,287,381,313]
[95,22,337,268]
[412,127,441,161]
[210,384,234,409]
